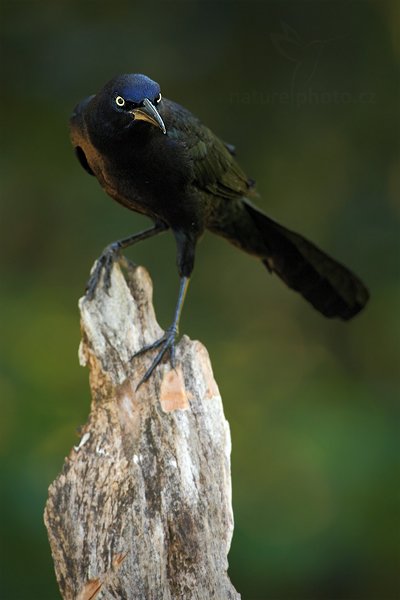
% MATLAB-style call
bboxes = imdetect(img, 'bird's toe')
[133,326,178,388]
[85,244,120,300]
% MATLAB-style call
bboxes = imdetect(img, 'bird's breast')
[95,133,200,229]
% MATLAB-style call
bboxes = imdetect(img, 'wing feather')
[161,99,252,200]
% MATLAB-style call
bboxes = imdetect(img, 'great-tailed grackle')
[70,73,369,385]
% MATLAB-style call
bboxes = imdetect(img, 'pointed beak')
[131,98,166,134]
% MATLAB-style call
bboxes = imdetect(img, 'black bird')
[70,73,369,385]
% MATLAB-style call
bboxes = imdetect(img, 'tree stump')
[44,261,240,600]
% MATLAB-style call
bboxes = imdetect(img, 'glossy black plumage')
[70,74,369,381]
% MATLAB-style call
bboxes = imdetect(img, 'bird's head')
[91,73,166,137]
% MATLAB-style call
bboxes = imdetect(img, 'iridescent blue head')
[114,74,161,105]
[92,73,166,135]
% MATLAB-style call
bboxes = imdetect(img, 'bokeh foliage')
[1,1,399,598]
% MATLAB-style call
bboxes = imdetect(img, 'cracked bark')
[44,261,240,600]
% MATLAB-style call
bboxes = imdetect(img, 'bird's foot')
[85,242,121,300]
[133,325,178,389]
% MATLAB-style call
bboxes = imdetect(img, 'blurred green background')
[1,1,399,598]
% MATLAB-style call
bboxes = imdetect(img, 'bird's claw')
[85,243,120,300]
[133,325,178,389]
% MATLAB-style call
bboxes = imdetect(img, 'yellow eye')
[115,95,125,107]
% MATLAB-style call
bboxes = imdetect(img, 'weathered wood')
[44,261,239,600]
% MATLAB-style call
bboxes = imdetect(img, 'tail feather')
[243,201,369,320]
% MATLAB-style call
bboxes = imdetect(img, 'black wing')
[161,99,253,200]
[70,95,96,176]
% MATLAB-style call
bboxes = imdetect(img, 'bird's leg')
[85,222,168,299]
[134,276,190,388]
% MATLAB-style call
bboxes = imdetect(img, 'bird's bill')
[131,98,166,134]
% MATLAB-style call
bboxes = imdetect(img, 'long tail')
[243,201,369,320]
